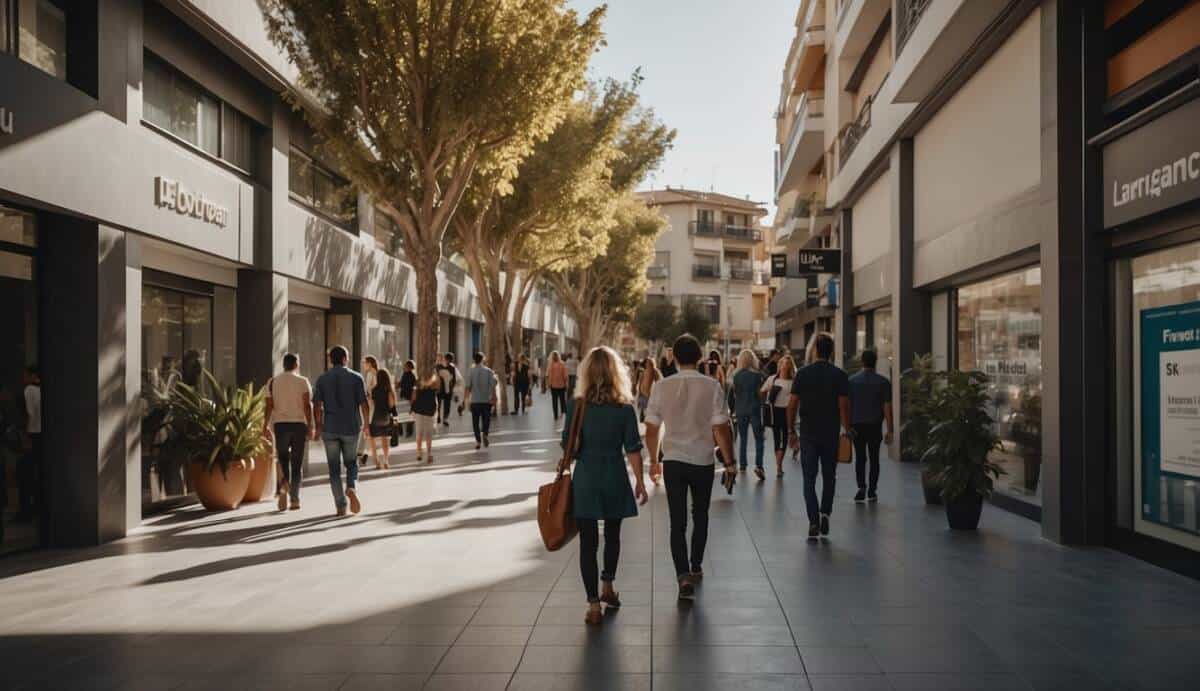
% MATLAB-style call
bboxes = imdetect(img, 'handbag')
[761,375,781,427]
[837,433,853,464]
[537,397,586,551]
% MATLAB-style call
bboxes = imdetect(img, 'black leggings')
[514,384,530,413]
[578,518,623,602]
[551,387,568,419]
[771,407,789,453]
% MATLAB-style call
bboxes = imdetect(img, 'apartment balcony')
[693,264,721,280]
[838,93,874,170]
[891,0,1014,103]
[439,257,467,285]
[728,264,754,282]
[646,265,670,280]
[774,92,825,199]
[835,0,890,61]
[688,221,764,243]
[777,196,832,247]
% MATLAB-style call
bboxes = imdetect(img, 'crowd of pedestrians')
[256,327,895,625]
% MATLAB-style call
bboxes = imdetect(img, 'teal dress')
[562,400,643,520]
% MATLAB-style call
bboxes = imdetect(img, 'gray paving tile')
[516,645,652,674]
[506,674,651,691]
[527,625,651,646]
[653,675,812,690]
[338,674,427,691]
[381,625,465,646]
[806,677,892,691]
[653,646,806,675]
[886,674,1031,690]
[435,645,524,674]
[799,646,881,675]
[453,625,532,645]
[423,674,512,691]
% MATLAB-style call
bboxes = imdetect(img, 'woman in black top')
[396,360,417,440]
[367,368,396,470]
[513,355,532,414]
[411,372,439,463]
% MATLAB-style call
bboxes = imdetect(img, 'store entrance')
[0,206,40,556]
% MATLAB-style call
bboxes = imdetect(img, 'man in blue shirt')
[312,345,370,517]
[463,352,499,450]
[848,349,894,503]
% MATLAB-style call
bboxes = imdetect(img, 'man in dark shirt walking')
[848,350,894,503]
[313,346,370,517]
[786,333,850,540]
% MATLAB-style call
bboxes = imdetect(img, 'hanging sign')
[1140,300,1200,535]
[1104,97,1200,228]
[770,249,841,277]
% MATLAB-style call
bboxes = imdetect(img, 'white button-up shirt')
[644,368,730,466]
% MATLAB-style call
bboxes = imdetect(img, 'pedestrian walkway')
[1,391,1198,690]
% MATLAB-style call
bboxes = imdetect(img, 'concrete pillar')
[838,209,855,368]
[237,271,289,386]
[40,218,130,546]
[889,139,930,456]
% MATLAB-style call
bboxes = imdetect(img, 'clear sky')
[569,0,798,213]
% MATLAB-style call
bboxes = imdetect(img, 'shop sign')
[805,275,818,307]
[1104,97,1200,228]
[0,107,11,135]
[1139,300,1200,532]
[770,248,841,277]
[154,176,230,228]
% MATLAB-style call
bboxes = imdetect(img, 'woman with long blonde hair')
[761,355,797,477]
[730,349,768,479]
[561,346,648,625]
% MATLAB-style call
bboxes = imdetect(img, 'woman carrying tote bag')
[559,346,648,625]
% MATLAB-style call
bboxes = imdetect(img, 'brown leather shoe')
[347,488,361,515]
[277,484,289,512]
[584,605,603,625]
[600,591,621,609]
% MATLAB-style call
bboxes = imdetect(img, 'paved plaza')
[1,395,1199,691]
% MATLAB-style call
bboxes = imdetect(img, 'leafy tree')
[666,304,714,347]
[262,0,603,372]
[549,195,666,351]
[450,81,638,399]
[632,300,677,352]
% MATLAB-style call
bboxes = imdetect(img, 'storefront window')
[288,303,327,377]
[17,0,66,80]
[956,267,1043,505]
[0,208,39,555]
[1132,243,1200,545]
[854,313,867,357]
[874,308,894,380]
[366,305,410,377]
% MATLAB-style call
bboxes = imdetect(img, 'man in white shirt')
[645,335,736,600]
[17,365,41,522]
[265,353,313,511]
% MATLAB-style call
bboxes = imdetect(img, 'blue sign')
[1140,300,1200,534]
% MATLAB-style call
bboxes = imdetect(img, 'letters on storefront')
[1103,97,1200,228]
[0,107,12,135]
[153,176,229,228]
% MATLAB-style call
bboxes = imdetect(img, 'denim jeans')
[736,412,765,470]
[470,402,492,443]
[322,433,360,509]
[799,437,838,523]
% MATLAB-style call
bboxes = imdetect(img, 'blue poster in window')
[1140,301,1200,533]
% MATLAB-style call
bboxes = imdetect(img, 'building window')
[289,148,356,227]
[143,53,261,174]
[686,294,721,325]
[375,207,404,257]
[956,266,1043,505]
[287,303,328,377]
[9,0,67,80]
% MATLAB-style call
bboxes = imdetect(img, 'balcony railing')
[728,264,754,282]
[838,94,873,169]
[688,221,764,243]
[646,265,669,280]
[897,0,932,54]
[693,264,721,280]
[793,195,829,219]
[781,92,824,163]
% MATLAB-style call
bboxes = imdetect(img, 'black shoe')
[854,489,866,503]
[678,581,696,600]
[475,442,481,450]
[808,523,820,540]
[820,513,830,537]
[867,491,878,503]
[483,435,490,447]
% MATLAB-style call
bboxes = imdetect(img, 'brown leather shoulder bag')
[538,398,586,551]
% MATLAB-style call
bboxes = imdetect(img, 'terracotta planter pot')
[188,459,252,511]
[243,448,274,503]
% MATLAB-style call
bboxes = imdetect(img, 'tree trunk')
[413,252,441,377]
[510,286,533,361]
[486,313,509,414]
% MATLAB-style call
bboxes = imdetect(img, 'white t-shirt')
[24,384,41,435]
[267,371,312,425]
[644,369,730,466]
[762,375,793,408]
[565,359,578,377]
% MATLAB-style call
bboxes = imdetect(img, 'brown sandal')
[584,605,603,625]
[600,591,621,609]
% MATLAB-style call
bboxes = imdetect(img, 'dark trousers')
[578,518,623,602]
[17,433,42,518]
[437,393,452,422]
[550,387,568,420]
[514,385,529,413]
[470,403,492,443]
[799,437,838,523]
[853,423,883,492]
[770,407,788,453]
[663,461,715,578]
[568,375,577,397]
[736,412,765,470]
[273,423,308,501]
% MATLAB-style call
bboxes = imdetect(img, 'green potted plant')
[901,353,942,504]
[922,369,1006,530]
[155,371,270,511]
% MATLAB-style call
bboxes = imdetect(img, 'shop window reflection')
[956,267,1043,504]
